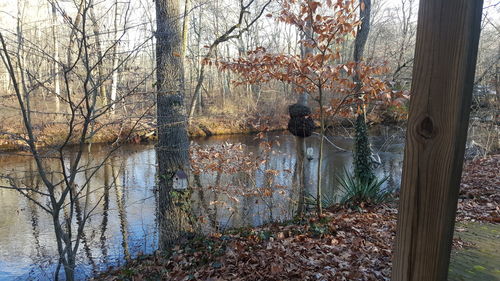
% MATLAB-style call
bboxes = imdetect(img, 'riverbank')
[0,113,289,152]
[188,114,289,137]
[95,155,499,281]
[2,111,496,158]
[0,111,407,152]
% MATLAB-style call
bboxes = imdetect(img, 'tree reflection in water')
[0,130,405,280]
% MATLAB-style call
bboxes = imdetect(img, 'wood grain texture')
[391,0,483,280]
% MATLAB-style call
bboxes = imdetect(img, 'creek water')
[0,127,405,280]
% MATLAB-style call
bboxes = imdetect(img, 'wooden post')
[392,0,483,280]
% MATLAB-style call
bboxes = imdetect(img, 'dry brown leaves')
[96,207,397,281]
[188,209,396,281]
[97,155,499,281]
[457,154,500,223]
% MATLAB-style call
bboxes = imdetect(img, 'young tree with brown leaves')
[221,0,396,216]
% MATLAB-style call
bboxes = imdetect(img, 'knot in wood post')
[416,115,437,140]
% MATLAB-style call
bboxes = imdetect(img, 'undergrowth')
[338,169,392,210]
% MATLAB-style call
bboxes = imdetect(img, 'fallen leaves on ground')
[96,155,499,281]
[457,155,500,223]
[97,207,397,281]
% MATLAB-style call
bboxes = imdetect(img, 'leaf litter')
[96,155,499,281]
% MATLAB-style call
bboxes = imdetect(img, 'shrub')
[337,169,392,209]
[304,192,337,210]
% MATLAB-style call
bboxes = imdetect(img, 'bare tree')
[187,0,272,121]
[0,0,151,279]
[89,5,108,106]
[50,0,61,113]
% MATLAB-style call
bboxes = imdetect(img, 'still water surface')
[0,128,405,280]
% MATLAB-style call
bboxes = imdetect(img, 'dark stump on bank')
[288,104,314,138]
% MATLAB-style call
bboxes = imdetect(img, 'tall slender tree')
[353,0,375,185]
[49,0,61,113]
[110,0,121,112]
[155,0,192,251]
[294,0,314,218]
[89,4,107,106]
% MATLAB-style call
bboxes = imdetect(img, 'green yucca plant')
[304,192,338,210]
[337,169,392,209]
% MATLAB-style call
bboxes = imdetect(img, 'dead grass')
[0,112,289,151]
[188,113,288,137]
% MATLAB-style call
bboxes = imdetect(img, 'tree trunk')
[110,0,120,112]
[316,88,324,217]
[63,0,84,115]
[155,0,191,251]
[50,1,60,113]
[297,1,315,217]
[352,0,373,185]
[182,0,190,57]
[89,5,107,106]
[353,0,371,63]
[188,6,207,120]
[16,0,26,104]
[496,66,499,113]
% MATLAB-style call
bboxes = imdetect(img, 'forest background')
[0,0,498,151]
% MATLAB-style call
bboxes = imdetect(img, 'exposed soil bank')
[2,113,496,158]
[0,114,289,152]
[188,114,288,137]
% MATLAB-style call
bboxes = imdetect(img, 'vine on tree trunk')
[354,113,374,185]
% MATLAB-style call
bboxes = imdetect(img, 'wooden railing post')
[391,0,484,280]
